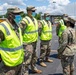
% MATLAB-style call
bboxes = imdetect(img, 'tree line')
[0,12,41,20]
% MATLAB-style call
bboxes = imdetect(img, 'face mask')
[14,15,22,24]
[46,17,50,21]
[32,12,36,17]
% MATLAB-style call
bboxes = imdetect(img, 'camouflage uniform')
[40,40,51,62]
[20,16,38,74]
[20,6,42,74]
[30,42,38,71]
[58,26,76,75]
[0,61,22,75]
[38,19,52,63]
[56,23,61,43]
[61,55,74,75]
[56,19,66,45]
[20,42,37,75]
[21,44,33,75]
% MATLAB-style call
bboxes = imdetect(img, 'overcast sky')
[0,0,76,15]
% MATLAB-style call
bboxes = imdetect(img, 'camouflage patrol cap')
[7,7,23,14]
[26,6,36,11]
[63,14,68,17]
[44,13,50,16]
[68,16,75,24]
[63,17,69,21]
[63,16,75,24]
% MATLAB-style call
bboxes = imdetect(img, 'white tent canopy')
[49,2,76,20]
[64,2,76,20]
[50,9,64,15]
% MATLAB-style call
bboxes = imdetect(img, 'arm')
[57,30,68,55]
[56,25,60,36]
[0,30,5,42]
[0,30,5,61]
[19,20,27,35]
[38,20,42,36]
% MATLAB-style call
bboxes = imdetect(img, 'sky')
[0,0,76,15]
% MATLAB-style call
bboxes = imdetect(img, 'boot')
[32,69,42,74]
[46,58,53,63]
[40,62,47,67]
[70,71,74,75]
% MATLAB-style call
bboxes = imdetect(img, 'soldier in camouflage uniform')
[0,7,24,75]
[57,17,76,75]
[38,13,53,67]
[19,6,42,74]
[56,19,67,44]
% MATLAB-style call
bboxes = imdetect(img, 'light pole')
[39,12,43,20]
[53,1,56,9]
[52,1,56,25]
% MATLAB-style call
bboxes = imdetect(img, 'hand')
[57,54,61,59]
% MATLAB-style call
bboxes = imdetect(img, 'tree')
[20,12,27,18]
[35,13,41,20]
[0,15,4,18]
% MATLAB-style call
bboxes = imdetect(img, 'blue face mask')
[46,17,50,21]
[14,15,22,24]
[32,12,36,17]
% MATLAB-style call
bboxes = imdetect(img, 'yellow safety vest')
[58,19,67,37]
[40,20,52,40]
[0,21,24,67]
[22,16,38,43]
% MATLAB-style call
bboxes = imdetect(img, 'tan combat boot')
[46,58,53,63]
[40,62,47,67]
[33,69,42,74]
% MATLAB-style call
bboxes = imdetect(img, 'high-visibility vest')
[0,21,24,67]
[22,16,38,43]
[40,20,52,40]
[58,19,67,37]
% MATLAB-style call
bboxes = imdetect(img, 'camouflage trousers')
[23,41,38,75]
[40,40,51,62]
[58,37,61,46]
[0,61,22,75]
[31,42,38,71]
[61,55,74,75]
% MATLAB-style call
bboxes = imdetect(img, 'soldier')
[19,6,42,74]
[57,17,76,75]
[0,7,24,75]
[39,13,53,67]
[56,19,67,44]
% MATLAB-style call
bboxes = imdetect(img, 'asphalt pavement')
[30,25,76,75]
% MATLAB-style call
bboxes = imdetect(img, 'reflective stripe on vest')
[24,30,38,34]
[42,31,52,33]
[0,45,23,51]
[0,23,10,35]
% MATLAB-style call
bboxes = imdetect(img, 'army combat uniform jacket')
[58,27,76,56]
